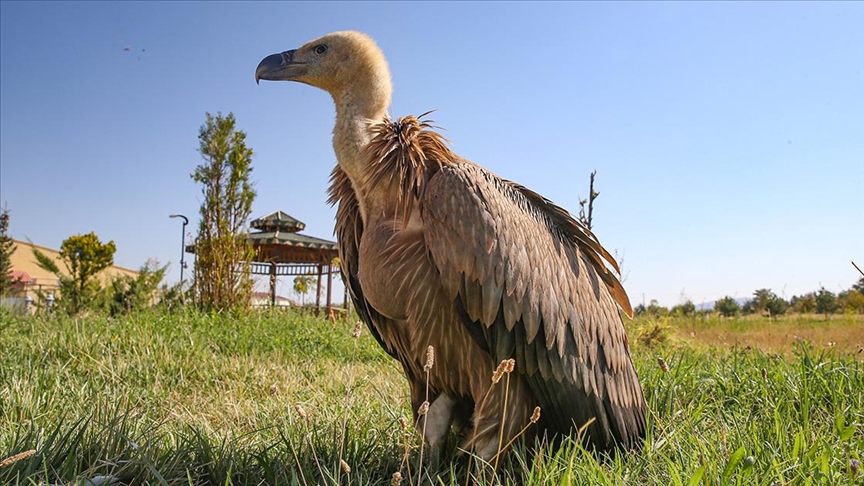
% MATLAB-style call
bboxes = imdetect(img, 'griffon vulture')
[256,31,646,461]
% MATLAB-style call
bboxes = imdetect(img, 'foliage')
[838,289,864,314]
[190,112,256,312]
[106,259,167,316]
[815,287,840,317]
[714,296,741,317]
[853,276,864,295]
[745,288,787,317]
[634,316,674,347]
[31,232,116,315]
[0,205,18,295]
[670,300,695,317]
[293,275,317,305]
[634,299,668,318]
[790,292,817,314]
[1,311,861,484]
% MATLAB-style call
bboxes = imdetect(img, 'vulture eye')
[314,44,328,55]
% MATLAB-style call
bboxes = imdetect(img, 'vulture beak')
[255,49,305,84]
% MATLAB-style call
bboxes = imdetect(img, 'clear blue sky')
[1,1,862,307]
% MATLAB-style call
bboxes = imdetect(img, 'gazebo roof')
[247,211,337,265]
[250,211,306,233]
[186,211,337,264]
[247,230,337,251]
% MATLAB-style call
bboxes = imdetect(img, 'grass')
[0,308,861,484]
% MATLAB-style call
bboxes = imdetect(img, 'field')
[0,309,862,485]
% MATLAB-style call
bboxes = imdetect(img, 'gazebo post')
[326,262,333,315]
[269,262,277,307]
[316,264,323,310]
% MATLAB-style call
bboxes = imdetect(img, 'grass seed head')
[398,416,408,431]
[851,458,860,477]
[530,406,541,424]
[492,359,516,383]
[339,459,351,474]
[1,449,36,468]
[761,368,768,381]
[657,357,669,373]
[424,345,435,372]
[352,321,363,338]
[294,404,308,421]
[392,471,403,485]
[418,401,430,416]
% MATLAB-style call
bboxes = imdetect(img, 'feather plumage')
[261,30,646,461]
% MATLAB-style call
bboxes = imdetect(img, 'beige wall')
[6,239,139,306]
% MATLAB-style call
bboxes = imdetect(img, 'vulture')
[256,31,646,462]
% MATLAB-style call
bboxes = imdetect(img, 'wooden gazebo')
[186,211,342,311]
[245,211,340,311]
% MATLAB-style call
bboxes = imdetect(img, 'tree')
[636,299,668,317]
[838,289,864,314]
[191,112,256,312]
[671,300,696,317]
[293,274,316,305]
[790,293,816,314]
[715,296,740,317]
[853,276,864,295]
[749,288,787,317]
[107,259,167,316]
[32,232,116,314]
[0,205,18,295]
[815,287,839,317]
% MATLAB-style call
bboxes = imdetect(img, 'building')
[2,238,139,311]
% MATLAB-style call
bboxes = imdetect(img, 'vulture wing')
[328,166,397,358]
[422,162,646,451]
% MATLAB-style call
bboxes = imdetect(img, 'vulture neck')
[330,78,392,224]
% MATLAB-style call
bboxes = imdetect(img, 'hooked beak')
[255,49,306,84]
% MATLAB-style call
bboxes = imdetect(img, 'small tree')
[715,296,740,317]
[293,275,316,306]
[107,259,167,316]
[815,287,840,317]
[32,232,116,314]
[838,290,864,314]
[790,293,817,314]
[749,288,787,317]
[0,205,18,295]
[852,276,864,295]
[671,300,696,317]
[191,112,256,312]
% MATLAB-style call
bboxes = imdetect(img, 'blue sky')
[1,1,862,307]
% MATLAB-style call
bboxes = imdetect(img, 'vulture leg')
[420,393,458,470]
[466,373,536,463]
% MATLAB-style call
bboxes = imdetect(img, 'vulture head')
[255,31,392,110]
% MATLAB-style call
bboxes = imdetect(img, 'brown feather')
[362,114,456,226]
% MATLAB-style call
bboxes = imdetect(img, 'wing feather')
[422,163,646,452]
[328,166,398,358]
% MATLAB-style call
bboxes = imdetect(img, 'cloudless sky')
[1,1,862,307]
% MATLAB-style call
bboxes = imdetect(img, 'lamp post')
[169,214,189,291]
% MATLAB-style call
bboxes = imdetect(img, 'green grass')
[0,309,861,485]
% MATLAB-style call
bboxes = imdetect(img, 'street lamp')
[169,214,189,291]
